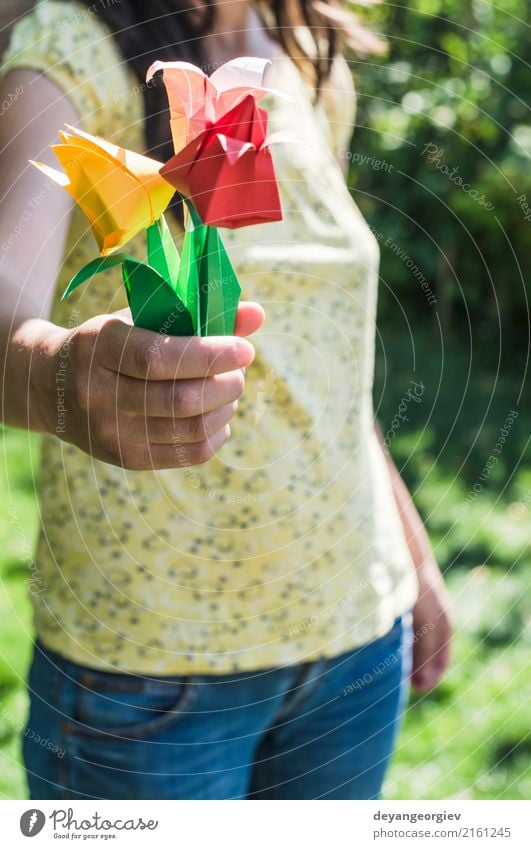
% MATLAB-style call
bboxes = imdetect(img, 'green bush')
[350,0,531,340]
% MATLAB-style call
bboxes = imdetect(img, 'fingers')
[109,424,231,471]
[117,369,245,417]
[96,316,256,380]
[126,402,237,444]
[234,301,265,337]
[69,305,263,470]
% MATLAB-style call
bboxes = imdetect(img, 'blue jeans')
[24,615,412,800]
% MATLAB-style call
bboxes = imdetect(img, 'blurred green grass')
[0,427,39,799]
[376,327,531,799]
[0,329,529,798]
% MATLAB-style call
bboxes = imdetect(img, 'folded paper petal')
[160,96,285,228]
[146,57,283,152]
[32,126,175,254]
[163,143,282,229]
[210,95,268,149]
[210,57,272,92]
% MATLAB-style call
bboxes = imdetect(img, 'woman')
[0,0,451,799]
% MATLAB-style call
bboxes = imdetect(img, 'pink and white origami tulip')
[146,57,293,228]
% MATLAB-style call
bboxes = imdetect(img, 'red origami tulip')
[147,57,292,228]
[160,94,283,228]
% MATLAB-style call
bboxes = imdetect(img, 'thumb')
[234,301,265,337]
[111,303,265,338]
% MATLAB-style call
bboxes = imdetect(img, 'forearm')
[0,70,82,435]
[0,286,65,433]
[374,421,436,575]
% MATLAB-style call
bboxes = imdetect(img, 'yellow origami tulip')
[31,126,175,255]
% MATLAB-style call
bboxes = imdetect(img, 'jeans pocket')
[63,669,197,741]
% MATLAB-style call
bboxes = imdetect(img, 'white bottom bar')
[3,799,529,848]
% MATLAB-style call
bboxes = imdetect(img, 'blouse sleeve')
[0,0,140,139]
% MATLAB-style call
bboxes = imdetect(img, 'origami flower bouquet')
[33,58,286,336]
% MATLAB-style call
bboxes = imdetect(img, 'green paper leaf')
[199,228,241,336]
[122,258,193,336]
[175,224,208,335]
[173,200,242,337]
[61,253,132,299]
[146,215,180,289]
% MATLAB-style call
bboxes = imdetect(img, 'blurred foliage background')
[0,0,530,799]
[352,0,531,339]
[350,0,531,798]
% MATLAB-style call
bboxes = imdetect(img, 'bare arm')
[375,422,452,691]
[0,69,78,432]
[0,70,264,467]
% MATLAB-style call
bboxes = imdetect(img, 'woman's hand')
[411,558,452,692]
[28,301,264,470]
[0,71,265,471]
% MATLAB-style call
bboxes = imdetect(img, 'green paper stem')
[199,227,241,336]
[146,215,180,289]
[176,224,207,335]
[182,196,203,229]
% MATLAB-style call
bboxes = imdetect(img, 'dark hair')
[71,0,383,162]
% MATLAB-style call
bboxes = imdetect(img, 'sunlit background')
[1,0,530,798]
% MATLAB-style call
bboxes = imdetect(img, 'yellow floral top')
[2,0,418,674]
